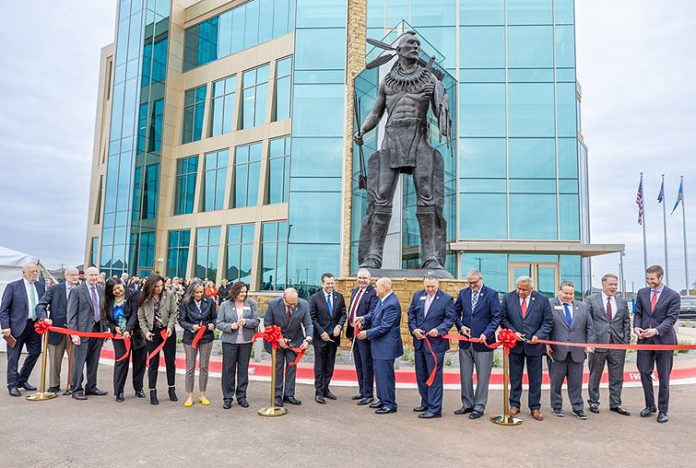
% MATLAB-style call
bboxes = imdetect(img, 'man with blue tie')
[634,265,680,423]
[500,276,554,421]
[0,263,46,397]
[356,277,403,414]
[453,269,502,419]
[407,273,456,419]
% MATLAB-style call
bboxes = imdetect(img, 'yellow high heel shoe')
[199,395,211,406]
[184,396,194,407]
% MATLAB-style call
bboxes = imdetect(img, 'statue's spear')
[353,93,367,190]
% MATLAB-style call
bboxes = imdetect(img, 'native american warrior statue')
[354,31,452,271]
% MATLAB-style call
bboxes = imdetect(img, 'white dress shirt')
[23,279,38,319]
[601,292,617,320]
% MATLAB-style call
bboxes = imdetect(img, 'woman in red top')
[204,280,218,301]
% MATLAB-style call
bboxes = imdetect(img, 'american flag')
[636,177,644,225]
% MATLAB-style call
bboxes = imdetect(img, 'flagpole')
[641,173,648,274]
[661,174,669,286]
[681,176,689,294]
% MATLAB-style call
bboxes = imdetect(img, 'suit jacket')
[104,292,145,349]
[585,293,631,349]
[634,286,680,345]
[67,282,106,333]
[407,289,456,354]
[309,290,347,347]
[453,285,502,352]
[263,296,313,351]
[0,278,46,336]
[345,285,379,339]
[178,296,218,345]
[501,290,554,356]
[36,282,73,345]
[137,289,178,335]
[216,300,260,344]
[548,298,595,363]
[362,292,403,360]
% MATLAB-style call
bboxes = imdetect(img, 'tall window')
[195,226,221,280]
[94,176,103,225]
[174,156,198,215]
[261,221,287,291]
[209,75,237,137]
[273,56,292,121]
[267,136,290,204]
[202,149,228,211]
[241,64,269,129]
[132,163,160,221]
[226,224,255,283]
[90,237,99,267]
[234,142,262,207]
[182,85,207,143]
[167,230,190,278]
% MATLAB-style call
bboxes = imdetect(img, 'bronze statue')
[354,31,451,271]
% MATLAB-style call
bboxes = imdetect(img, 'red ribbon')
[533,338,696,352]
[423,336,438,387]
[191,326,207,349]
[34,320,131,362]
[145,329,169,367]
[252,325,306,366]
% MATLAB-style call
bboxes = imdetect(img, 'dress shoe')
[284,396,301,405]
[454,406,474,415]
[315,395,326,404]
[47,386,60,393]
[573,410,588,420]
[375,407,397,414]
[115,393,125,402]
[369,400,383,409]
[8,387,20,397]
[238,399,249,408]
[18,382,37,391]
[150,389,159,405]
[135,389,146,398]
[62,388,72,396]
[413,405,428,412]
[168,387,178,402]
[589,403,599,414]
[552,408,565,417]
[324,390,337,400]
[610,406,631,416]
[531,409,544,421]
[469,410,484,419]
[352,394,363,400]
[657,412,669,423]
[275,398,284,407]
[72,391,87,401]
[85,388,107,396]
[418,412,441,419]
[510,407,520,416]
[357,397,374,406]
[223,399,232,409]
[640,407,657,417]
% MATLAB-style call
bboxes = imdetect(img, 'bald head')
[85,266,100,286]
[375,277,393,298]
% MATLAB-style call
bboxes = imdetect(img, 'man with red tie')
[345,268,379,405]
[634,265,680,423]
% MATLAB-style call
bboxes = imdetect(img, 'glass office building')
[86,0,621,299]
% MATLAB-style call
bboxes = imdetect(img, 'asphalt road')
[1,357,695,467]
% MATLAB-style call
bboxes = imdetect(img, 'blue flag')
[657,180,664,203]
[671,180,684,214]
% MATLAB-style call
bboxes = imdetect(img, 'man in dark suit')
[36,267,80,393]
[585,273,631,415]
[0,263,45,396]
[453,269,502,419]
[547,281,595,419]
[345,268,379,405]
[310,273,347,404]
[67,266,107,400]
[634,265,680,423]
[264,288,313,406]
[408,273,456,419]
[501,276,554,421]
[356,277,403,414]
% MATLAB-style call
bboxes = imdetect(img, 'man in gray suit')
[263,288,313,406]
[585,273,631,416]
[67,266,107,400]
[547,281,595,419]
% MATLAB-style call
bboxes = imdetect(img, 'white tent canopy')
[0,246,40,352]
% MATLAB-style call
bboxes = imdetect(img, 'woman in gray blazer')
[216,281,259,409]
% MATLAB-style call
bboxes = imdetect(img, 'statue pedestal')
[336,275,468,350]
[360,268,454,279]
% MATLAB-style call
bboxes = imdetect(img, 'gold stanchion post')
[490,350,521,426]
[257,346,288,417]
[26,332,58,401]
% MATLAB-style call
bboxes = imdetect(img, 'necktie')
[520,297,528,318]
[650,290,658,312]
[90,286,100,322]
[472,291,480,311]
[349,289,363,325]
[285,306,291,324]
[564,303,572,328]
[327,294,333,319]
[28,282,37,320]
[424,295,433,317]
[606,297,612,321]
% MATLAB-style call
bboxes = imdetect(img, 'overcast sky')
[0,1,694,290]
